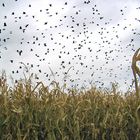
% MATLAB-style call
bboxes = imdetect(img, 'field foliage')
[0,72,140,140]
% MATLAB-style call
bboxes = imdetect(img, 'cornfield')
[0,71,140,140]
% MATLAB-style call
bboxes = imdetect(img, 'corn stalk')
[132,48,140,97]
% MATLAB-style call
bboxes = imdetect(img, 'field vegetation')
[0,71,140,140]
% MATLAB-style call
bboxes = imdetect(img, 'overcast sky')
[0,0,140,92]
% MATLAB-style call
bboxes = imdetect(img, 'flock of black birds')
[0,0,140,91]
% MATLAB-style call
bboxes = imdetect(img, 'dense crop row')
[0,73,140,140]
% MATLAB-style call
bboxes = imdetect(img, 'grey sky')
[0,0,140,92]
